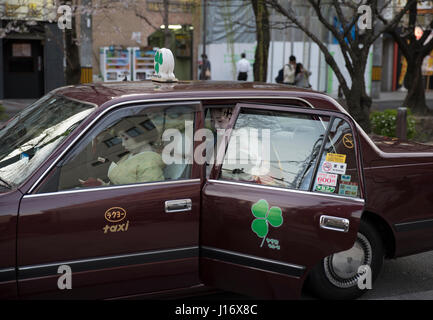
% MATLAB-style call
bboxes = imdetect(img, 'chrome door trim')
[207,179,365,204]
[24,179,201,199]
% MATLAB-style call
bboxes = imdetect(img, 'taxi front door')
[16,101,203,299]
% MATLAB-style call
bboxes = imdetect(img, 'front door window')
[37,104,195,193]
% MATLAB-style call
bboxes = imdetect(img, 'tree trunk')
[403,57,429,114]
[390,0,431,114]
[64,3,81,85]
[251,0,270,82]
[345,72,372,133]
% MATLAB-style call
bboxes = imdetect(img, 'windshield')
[0,94,96,191]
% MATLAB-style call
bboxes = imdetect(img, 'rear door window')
[219,108,330,191]
[312,117,361,198]
[218,106,361,199]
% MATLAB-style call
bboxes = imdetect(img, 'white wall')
[199,41,373,97]
[199,43,256,81]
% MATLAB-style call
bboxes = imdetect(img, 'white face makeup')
[118,131,148,154]
[211,108,232,130]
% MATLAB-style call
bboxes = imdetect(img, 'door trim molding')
[200,246,306,278]
[0,267,16,282]
[394,218,433,232]
[18,246,199,280]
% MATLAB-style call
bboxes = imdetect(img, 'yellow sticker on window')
[325,153,346,163]
[343,133,354,149]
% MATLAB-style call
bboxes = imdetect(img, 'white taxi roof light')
[152,48,178,83]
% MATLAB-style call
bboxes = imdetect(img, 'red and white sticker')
[322,161,347,175]
[316,173,338,186]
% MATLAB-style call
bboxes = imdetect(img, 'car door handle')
[165,199,192,213]
[319,215,350,233]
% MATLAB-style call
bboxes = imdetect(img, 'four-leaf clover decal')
[251,199,283,247]
[154,51,163,74]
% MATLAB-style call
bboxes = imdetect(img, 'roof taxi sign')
[152,48,178,83]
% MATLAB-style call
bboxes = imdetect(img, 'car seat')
[162,132,192,180]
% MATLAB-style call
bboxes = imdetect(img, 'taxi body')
[1,80,433,300]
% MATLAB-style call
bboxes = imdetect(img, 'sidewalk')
[373,90,433,101]
[332,90,433,111]
[372,90,433,111]
[375,91,433,111]
[329,90,433,101]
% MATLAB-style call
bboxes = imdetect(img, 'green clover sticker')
[251,199,283,247]
[154,51,163,74]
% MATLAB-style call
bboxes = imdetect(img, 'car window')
[219,108,330,190]
[36,104,196,193]
[312,117,361,198]
[0,94,96,191]
[203,106,235,178]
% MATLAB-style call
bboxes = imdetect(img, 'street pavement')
[190,251,433,300]
[359,251,433,300]
[331,90,433,112]
[371,90,433,111]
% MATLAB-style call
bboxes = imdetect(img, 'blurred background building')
[0,0,432,99]
[0,0,64,99]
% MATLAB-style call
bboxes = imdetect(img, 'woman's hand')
[78,177,109,187]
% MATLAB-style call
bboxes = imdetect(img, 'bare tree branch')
[134,10,159,30]
[372,0,418,45]
[265,0,351,94]
[307,0,357,77]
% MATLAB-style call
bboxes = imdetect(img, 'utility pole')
[203,0,207,56]
[163,0,170,48]
[80,0,93,83]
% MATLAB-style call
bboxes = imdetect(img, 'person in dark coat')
[199,54,211,80]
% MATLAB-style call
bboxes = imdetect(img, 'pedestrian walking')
[294,63,312,88]
[199,54,211,80]
[236,53,251,81]
[283,55,297,85]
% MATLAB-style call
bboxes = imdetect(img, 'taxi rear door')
[200,103,365,299]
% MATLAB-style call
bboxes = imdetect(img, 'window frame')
[33,101,201,194]
[211,102,365,199]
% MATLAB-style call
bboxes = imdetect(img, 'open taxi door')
[200,103,365,299]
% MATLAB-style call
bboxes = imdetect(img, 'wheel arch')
[361,210,396,259]
[301,210,396,297]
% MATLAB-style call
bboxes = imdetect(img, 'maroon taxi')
[1,80,433,300]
